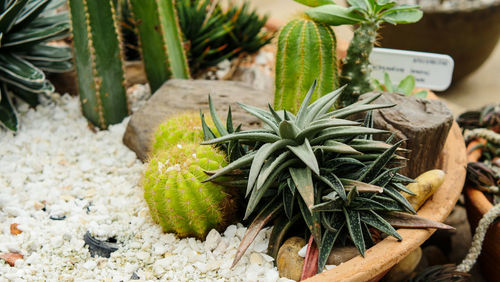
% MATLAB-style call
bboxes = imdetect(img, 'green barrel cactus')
[152,112,215,155]
[69,0,129,129]
[143,143,236,239]
[274,16,337,114]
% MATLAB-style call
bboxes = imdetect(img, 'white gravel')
[0,94,285,281]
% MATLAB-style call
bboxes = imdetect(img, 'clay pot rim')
[305,94,467,282]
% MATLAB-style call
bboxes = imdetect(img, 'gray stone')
[123,79,273,161]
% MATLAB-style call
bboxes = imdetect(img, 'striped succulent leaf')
[0,0,72,131]
[201,81,452,272]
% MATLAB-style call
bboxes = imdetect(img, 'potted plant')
[459,105,500,282]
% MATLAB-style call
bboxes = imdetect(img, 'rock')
[10,224,22,235]
[366,92,454,178]
[326,246,360,266]
[123,79,273,161]
[0,253,23,267]
[204,229,221,252]
[382,247,422,282]
[277,237,306,282]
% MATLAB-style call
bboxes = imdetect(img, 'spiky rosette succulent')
[143,143,238,239]
[0,0,72,131]
[202,81,452,271]
[152,112,216,155]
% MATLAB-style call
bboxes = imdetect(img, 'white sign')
[370,48,454,91]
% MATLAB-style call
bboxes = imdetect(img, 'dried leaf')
[0,253,23,266]
[301,235,319,280]
[10,223,22,235]
[384,212,454,230]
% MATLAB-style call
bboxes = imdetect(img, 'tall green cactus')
[143,143,237,239]
[69,0,129,129]
[130,0,189,92]
[274,16,337,114]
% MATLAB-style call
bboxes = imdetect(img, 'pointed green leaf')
[208,95,228,136]
[317,173,347,201]
[288,139,320,175]
[384,73,394,92]
[314,140,361,155]
[290,167,315,210]
[203,152,256,182]
[279,120,300,139]
[360,210,402,240]
[342,179,384,193]
[256,151,292,189]
[238,102,279,133]
[318,224,345,273]
[298,196,322,245]
[311,126,387,144]
[200,131,280,145]
[358,140,403,182]
[397,75,415,96]
[384,185,416,214]
[391,182,416,196]
[248,139,295,195]
[343,207,365,256]
[0,0,28,33]
[307,85,346,123]
[296,80,317,128]
[293,0,335,7]
[297,119,360,141]
[283,183,295,219]
[311,200,343,212]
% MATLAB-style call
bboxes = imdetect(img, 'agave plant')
[0,0,72,131]
[201,81,452,272]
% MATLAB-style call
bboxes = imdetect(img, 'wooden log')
[364,92,454,178]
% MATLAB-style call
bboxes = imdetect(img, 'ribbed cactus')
[130,0,190,92]
[143,143,236,239]
[274,16,337,114]
[69,0,129,129]
[152,112,216,155]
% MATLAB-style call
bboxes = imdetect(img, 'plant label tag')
[370,48,454,91]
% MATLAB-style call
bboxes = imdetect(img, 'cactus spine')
[274,17,337,114]
[130,0,190,92]
[69,0,129,129]
[143,143,236,239]
[337,22,378,107]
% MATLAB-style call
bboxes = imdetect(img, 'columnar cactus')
[143,143,236,239]
[130,0,190,92]
[274,16,337,114]
[69,0,129,129]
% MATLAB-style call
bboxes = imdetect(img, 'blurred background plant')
[116,0,273,77]
[0,0,72,131]
[373,73,428,98]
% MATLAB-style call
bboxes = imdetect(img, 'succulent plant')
[152,112,217,155]
[373,73,427,98]
[143,143,238,239]
[130,0,190,92]
[274,16,338,114]
[0,0,72,131]
[305,0,423,107]
[69,0,129,129]
[202,81,452,272]
[114,0,140,61]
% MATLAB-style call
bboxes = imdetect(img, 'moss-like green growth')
[143,143,236,239]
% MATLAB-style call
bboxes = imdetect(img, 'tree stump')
[365,92,454,178]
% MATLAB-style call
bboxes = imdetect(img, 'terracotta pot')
[464,143,500,282]
[378,3,500,84]
[305,120,467,281]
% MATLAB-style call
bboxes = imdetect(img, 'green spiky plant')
[69,0,129,129]
[201,81,452,273]
[0,0,72,131]
[143,143,239,239]
[114,0,140,61]
[274,15,338,114]
[305,0,423,107]
[130,0,190,92]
